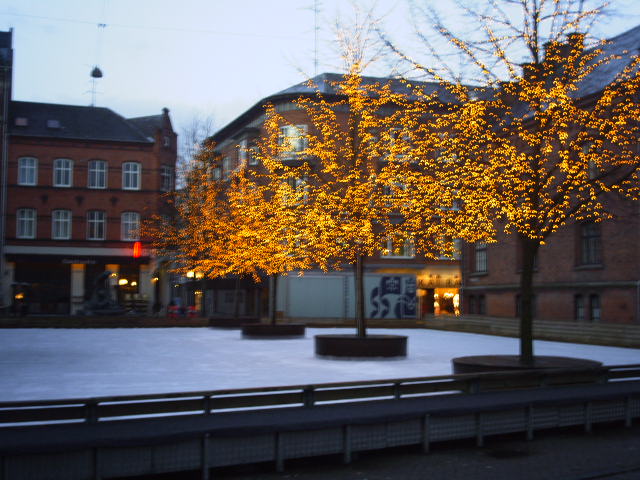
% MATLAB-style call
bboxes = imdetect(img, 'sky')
[1,327,637,401]
[3,1,640,146]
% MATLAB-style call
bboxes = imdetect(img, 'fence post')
[85,400,98,424]
[303,387,315,407]
[201,433,210,480]
[393,382,401,400]
[203,395,212,415]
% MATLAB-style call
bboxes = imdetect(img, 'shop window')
[52,209,72,240]
[53,158,73,187]
[87,210,106,240]
[18,157,38,185]
[589,294,601,322]
[579,222,602,265]
[16,208,36,239]
[88,160,107,189]
[122,162,141,190]
[121,212,140,241]
[575,294,585,321]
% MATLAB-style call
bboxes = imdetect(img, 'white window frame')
[222,157,232,180]
[382,239,416,259]
[53,158,73,187]
[160,165,173,192]
[278,124,308,158]
[122,162,141,190]
[238,139,248,165]
[87,210,106,240]
[88,160,107,189]
[16,208,36,239]
[121,212,140,241]
[18,157,38,186]
[52,209,72,240]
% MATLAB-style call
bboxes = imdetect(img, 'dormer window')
[46,119,61,129]
[15,117,28,127]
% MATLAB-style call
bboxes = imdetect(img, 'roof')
[9,101,153,143]
[212,72,462,143]
[273,72,453,100]
[127,114,163,141]
[576,24,640,97]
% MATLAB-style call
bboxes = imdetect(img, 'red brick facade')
[462,197,640,324]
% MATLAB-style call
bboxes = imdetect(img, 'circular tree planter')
[242,323,306,339]
[315,334,407,359]
[452,355,603,374]
[209,316,260,328]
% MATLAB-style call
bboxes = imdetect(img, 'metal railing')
[1,364,638,427]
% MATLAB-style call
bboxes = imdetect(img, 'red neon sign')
[132,241,142,258]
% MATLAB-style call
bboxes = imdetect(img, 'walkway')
[216,423,640,480]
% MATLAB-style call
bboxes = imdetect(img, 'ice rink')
[0,327,638,401]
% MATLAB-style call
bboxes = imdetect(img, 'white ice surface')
[0,327,638,401]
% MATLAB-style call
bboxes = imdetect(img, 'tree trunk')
[233,275,241,321]
[519,234,540,366]
[354,253,366,338]
[270,273,278,326]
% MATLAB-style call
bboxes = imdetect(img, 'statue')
[83,270,126,315]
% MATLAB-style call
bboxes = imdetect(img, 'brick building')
[460,25,640,325]
[207,73,461,320]
[0,30,177,315]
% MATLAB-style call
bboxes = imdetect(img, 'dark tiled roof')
[127,114,163,140]
[577,24,640,97]
[9,101,152,143]
[273,72,458,101]
[213,72,466,142]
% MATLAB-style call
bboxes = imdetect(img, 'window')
[53,158,73,187]
[52,209,72,240]
[88,160,107,189]
[222,157,232,180]
[382,239,415,258]
[87,210,106,240]
[238,139,248,165]
[160,165,173,192]
[474,242,487,273]
[589,294,601,322]
[16,208,36,239]
[122,162,141,190]
[121,212,140,241]
[278,125,307,158]
[163,135,171,147]
[468,295,476,314]
[477,295,486,315]
[18,157,37,185]
[582,142,598,179]
[580,223,601,265]
[248,145,259,166]
[575,294,585,321]
[212,167,222,180]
